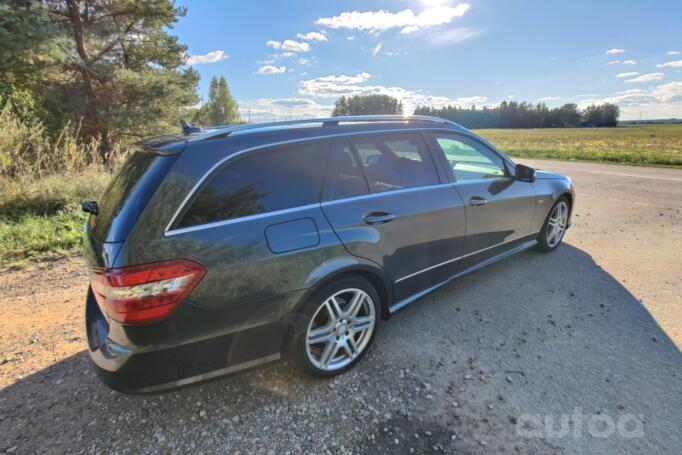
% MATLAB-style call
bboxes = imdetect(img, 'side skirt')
[388,238,538,314]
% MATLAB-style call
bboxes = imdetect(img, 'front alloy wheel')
[537,197,570,251]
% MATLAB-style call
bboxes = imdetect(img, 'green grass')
[472,124,682,167]
[0,171,110,265]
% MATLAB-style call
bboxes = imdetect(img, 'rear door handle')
[363,211,396,225]
[468,197,488,206]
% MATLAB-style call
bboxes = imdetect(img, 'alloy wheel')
[546,201,569,247]
[305,288,376,371]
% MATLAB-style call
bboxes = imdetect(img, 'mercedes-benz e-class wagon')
[83,115,574,393]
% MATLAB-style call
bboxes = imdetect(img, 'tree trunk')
[65,0,111,160]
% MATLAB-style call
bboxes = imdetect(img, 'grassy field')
[0,172,110,266]
[1,124,681,266]
[473,124,682,168]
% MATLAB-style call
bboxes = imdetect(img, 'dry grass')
[474,124,682,167]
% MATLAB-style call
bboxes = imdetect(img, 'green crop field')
[473,124,682,168]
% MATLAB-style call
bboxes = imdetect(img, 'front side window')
[177,141,331,228]
[431,134,507,181]
[349,134,439,193]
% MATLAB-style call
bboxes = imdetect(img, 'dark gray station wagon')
[83,115,574,392]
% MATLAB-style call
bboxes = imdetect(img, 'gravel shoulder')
[1,160,681,454]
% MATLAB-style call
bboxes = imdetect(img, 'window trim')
[168,138,332,233]
[164,127,514,236]
[426,131,514,183]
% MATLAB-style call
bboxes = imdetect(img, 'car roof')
[140,116,470,153]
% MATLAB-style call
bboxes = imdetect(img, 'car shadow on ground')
[1,243,681,454]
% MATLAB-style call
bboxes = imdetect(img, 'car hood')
[535,170,567,180]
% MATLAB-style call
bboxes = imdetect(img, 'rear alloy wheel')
[537,197,570,251]
[289,276,379,377]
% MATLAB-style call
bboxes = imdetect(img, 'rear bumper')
[85,290,286,393]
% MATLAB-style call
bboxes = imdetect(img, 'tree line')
[0,0,238,167]
[331,95,620,129]
[416,101,620,128]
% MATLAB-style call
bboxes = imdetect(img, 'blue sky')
[174,0,682,121]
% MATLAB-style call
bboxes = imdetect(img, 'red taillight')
[90,259,206,324]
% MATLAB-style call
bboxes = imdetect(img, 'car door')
[427,132,537,258]
[320,133,466,301]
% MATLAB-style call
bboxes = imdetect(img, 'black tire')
[536,196,571,252]
[287,274,380,378]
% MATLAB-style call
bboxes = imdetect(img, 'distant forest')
[414,101,620,129]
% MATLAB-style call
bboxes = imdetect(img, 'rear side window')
[177,141,331,228]
[349,134,439,193]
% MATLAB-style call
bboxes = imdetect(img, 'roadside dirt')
[1,160,681,454]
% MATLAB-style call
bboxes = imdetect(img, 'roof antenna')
[180,119,201,135]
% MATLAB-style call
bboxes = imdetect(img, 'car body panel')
[82,118,575,392]
[451,178,537,254]
[320,184,467,301]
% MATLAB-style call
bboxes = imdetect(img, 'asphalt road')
[0,159,680,454]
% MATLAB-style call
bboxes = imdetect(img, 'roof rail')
[194,115,464,141]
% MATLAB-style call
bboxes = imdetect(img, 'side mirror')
[515,164,536,182]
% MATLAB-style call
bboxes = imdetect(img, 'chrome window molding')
[320,183,452,207]
[163,126,518,236]
[165,203,321,236]
[394,232,540,283]
[163,126,472,235]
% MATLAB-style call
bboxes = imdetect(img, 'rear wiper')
[82,200,99,215]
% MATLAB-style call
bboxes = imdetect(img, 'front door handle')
[468,197,488,207]
[363,211,396,225]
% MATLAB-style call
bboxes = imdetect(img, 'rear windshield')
[89,151,177,242]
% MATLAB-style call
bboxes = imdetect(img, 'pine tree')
[0,0,199,158]
[196,76,239,125]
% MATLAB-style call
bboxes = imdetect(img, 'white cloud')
[266,39,310,53]
[616,72,640,78]
[652,81,682,102]
[186,50,227,65]
[316,3,471,34]
[656,60,682,68]
[667,51,681,56]
[238,98,334,122]
[298,72,486,113]
[256,65,287,75]
[428,27,479,46]
[539,96,562,101]
[578,81,682,119]
[296,31,328,42]
[372,43,383,58]
[622,60,638,65]
[605,48,627,55]
[606,60,620,65]
[625,72,665,83]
